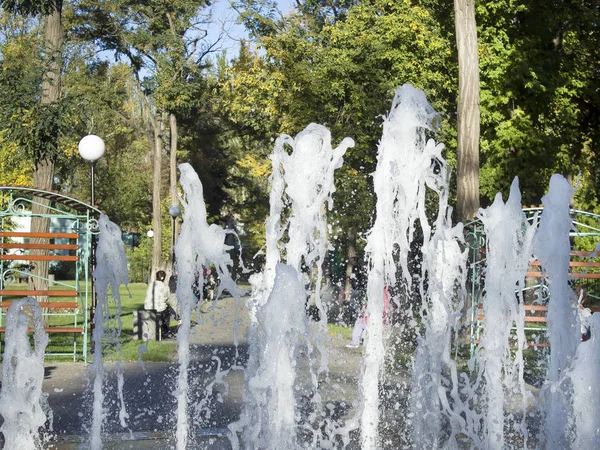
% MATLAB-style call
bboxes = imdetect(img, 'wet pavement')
[1,295,367,449]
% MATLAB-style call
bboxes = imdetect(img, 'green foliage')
[53,56,152,229]
[221,0,456,261]
[0,13,68,163]
[126,236,153,283]
[0,0,60,16]
[477,0,600,209]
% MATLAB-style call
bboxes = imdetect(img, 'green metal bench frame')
[465,206,600,358]
[0,186,101,363]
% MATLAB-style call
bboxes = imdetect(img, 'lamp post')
[168,205,181,266]
[78,135,105,207]
[78,135,105,330]
[146,230,154,282]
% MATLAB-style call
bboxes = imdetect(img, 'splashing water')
[411,147,468,446]
[568,313,600,448]
[358,84,447,448]
[475,178,537,448]
[229,123,353,448]
[0,298,50,449]
[89,214,130,450]
[534,175,581,448]
[174,162,245,449]
[243,263,309,449]
[2,85,599,450]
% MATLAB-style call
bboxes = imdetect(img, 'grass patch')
[327,323,352,340]
[104,283,178,362]
[1,281,178,362]
[111,338,178,363]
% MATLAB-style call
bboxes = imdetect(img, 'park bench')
[0,231,84,360]
[474,251,600,349]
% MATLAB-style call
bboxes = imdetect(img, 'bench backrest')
[0,231,79,262]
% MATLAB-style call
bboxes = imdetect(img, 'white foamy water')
[229,123,352,448]
[534,175,581,448]
[359,84,445,448]
[568,313,600,448]
[412,161,468,447]
[2,86,598,450]
[0,297,50,449]
[174,162,244,449]
[476,178,537,448]
[89,214,130,450]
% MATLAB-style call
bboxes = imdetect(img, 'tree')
[59,57,152,230]
[222,0,456,294]
[454,0,480,222]
[74,0,219,274]
[0,12,40,186]
[477,0,600,208]
[0,0,65,293]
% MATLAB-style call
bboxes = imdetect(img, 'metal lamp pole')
[78,135,105,330]
[169,205,181,265]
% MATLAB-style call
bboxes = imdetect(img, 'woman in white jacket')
[145,270,179,337]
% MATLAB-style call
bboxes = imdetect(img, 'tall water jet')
[0,297,50,449]
[359,84,443,448]
[476,178,536,448]
[229,124,353,448]
[568,313,600,447]
[89,214,130,449]
[534,174,580,447]
[411,154,468,446]
[174,162,244,449]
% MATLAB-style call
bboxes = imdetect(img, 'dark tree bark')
[169,112,179,270]
[30,8,63,300]
[343,226,357,302]
[151,112,164,275]
[170,113,179,228]
[454,0,480,222]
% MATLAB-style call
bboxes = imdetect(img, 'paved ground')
[1,296,366,449]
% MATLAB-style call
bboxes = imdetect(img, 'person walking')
[145,270,179,338]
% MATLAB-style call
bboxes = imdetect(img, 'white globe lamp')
[78,135,105,162]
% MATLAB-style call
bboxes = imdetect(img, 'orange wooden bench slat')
[0,254,78,261]
[571,250,598,257]
[47,327,84,333]
[526,271,600,279]
[0,301,78,309]
[526,271,543,277]
[0,231,78,239]
[0,243,78,250]
[571,272,600,279]
[0,290,78,297]
[530,260,600,268]
[478,314,547,323]
[524,316,547,323]
[477,304,548,311]
[569,261,600,268]
[525,305,548,311]
[474,339,550,348]
[0,327,84,333]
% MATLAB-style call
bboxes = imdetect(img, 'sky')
[208,0,297,60]
[97,1,298,74]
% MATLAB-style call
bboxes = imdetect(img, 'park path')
[1,295,367,449]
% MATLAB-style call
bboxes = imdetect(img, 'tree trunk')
[169,113,179,270]
[454,0,480,222]
[29,8,63,302]
[343,226,357,302]
[169,113,178,205]
[151,112,164,276]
